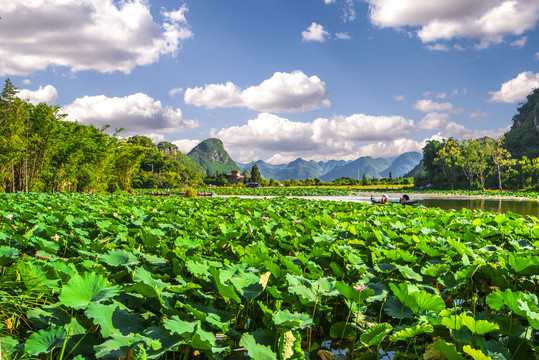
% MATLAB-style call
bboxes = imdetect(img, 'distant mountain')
[237,159,349,181]
[278,158,325,180]
[187,138,240,176]
[317,160,350,174]
[237,160,288,180]
[321,157,391,182]
[379,152,423,178]
[403,159,424,178]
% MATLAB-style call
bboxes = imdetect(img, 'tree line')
[0,79,205,193]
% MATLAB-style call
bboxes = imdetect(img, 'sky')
[1,0,539,164]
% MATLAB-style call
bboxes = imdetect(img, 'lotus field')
[0,193,538,360]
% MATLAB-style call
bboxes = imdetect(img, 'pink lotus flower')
[261,216,269,221]
[354,285,367,291]
[249,228,253,234]
[333,213,337,218]
[294,219,301,223]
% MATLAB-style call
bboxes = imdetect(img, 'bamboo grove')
[0,79,205,194]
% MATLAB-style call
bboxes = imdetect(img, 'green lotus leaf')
[27,305,72,329]
[408,290,445,314]
[441,315,464,331]
[59,272,120,309]
[461,315,499,335]
[329,321,356,341]
[390,323,434,341]
[463,345,493,360]
[99,249,139,267]
[433,340,465,360]
[208,267,241,303]
[94,333,147,360]
[163,316,199,337]
[508,254,537,275]
[360,323,392,347]
[0,336,23,359]
[239,333,277,360]
[190,327,216,351]
[485,290,504,311]
[396,264,423,282]
[273,309,313,330]
[85,302,144,338]
[383,297,413,319]
[0,246,18,265]
[517,298,539,330]
[286,274,317,303]
[25,327,66,356]
[421,263,450,277]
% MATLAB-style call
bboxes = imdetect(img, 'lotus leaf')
[360,323,392,347]
[58,272,120,309]
[239,333,277,360]
[24,327,66,356]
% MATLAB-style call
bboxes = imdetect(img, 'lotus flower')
[262,216,269,221]
[7,214,13,220]
[294,219,301,223]
[249,228,253,234]
[354,285,367,291]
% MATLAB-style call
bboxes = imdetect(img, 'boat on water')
[371,194,418,206]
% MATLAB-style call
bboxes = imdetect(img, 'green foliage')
[0,192,537,359]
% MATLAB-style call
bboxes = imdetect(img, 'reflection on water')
[416,198,539,217]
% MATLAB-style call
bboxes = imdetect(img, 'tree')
[361,172,368,186]
[485,137,513,191]
[388,171,392,181]
[474,139,492,191]
[435,139,460,190]
[250,164,263,184]
[457,139,479,189]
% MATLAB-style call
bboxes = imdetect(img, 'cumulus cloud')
[426,44,450,51]
[169,88,183,97]
[302,22,330,42]
[184,71,330,113]
[418,112,451,130]
[488,71,539,103]
[172,139,201,154]
[413,99,454,112]
[17,85,58,105]
[63,93,198,135]
[0,0,193,76]
[212,112,417,161]
[394,95,406,102]
[368,0,539,48]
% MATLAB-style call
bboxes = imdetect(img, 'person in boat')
[381,194,389,204]
[399,194,410,204]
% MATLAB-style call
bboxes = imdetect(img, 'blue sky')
[2,0,539,164]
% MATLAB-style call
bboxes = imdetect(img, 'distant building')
[227,170,244,184]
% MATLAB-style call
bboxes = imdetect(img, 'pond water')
[219,195,539,217]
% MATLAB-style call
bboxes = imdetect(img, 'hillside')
[187,138,240,176]
[379,152,423,178]
[504,88,539,158]
[321,156,391,182]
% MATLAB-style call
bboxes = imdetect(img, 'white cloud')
[511,36,528,48]
[426,44,450,51]
[145,133,165,144]
[413,99,454,112]
[63,92,198,135]
[212,112,417,161]
[436,92,447,99]
[451,88,468,96]
[324,0,336,3]
[302,22,330,42]
[536,51,539,60]
[185,71,330,113]
[368,0,539,48]
[17,85,58,105]
[169,88,183,97]
[0,0,193,76]
[22,79,32,85]
[394,95,406,102]
[488,71,539,103]
[417,112,451,130]
[335,32,351,40]
[172,139,200,154]
[355,138,425,158]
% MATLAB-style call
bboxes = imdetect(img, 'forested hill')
[504,88,539,158]
[187,138,240,176]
